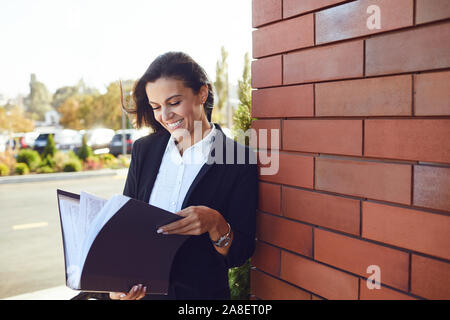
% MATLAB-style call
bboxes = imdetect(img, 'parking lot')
[0,172,127,299]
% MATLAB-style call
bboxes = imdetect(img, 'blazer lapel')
[181,123,227,209]
[139,130,170,203]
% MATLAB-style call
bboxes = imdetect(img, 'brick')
[411,255,450,299]
[284,40,363,85]
[282,186,360,235]
[251,55,282,88]
[252,84,314,118]
[256,212,313,257]
[360,280,416,300]
[258,182,281,215]
[316,75,412,117]
[259,152,314,188]
[366,22,450,76]
[415,71,450,116]
[365,119,450,164]
[316,0,413,44]
[251,269,311,300]
[250,269,310,300]
[281,251,359,299]
[282,119,362,156]
[251,241,281,276]
[362,201,450,261]
[413,165,450,212]
[253,14,314,58]
[283,0,350,18]
[315,229,409,291]
[252,0,282,27]
[416,0,450,24]
[250,119,281,151]
[315,157,411,205]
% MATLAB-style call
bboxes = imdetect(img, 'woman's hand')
[158,206,229,242]
[109,284,147,300]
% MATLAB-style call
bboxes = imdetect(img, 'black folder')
[56,189,190,295]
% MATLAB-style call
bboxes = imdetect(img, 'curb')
[3,285,78,300]
[0,168,129,184]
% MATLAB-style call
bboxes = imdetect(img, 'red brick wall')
[250,0,450,300]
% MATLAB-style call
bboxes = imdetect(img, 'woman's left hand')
[157,205,227,239]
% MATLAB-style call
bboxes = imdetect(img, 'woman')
[110,52,258,300]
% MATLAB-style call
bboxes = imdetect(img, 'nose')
[161,105,173,122]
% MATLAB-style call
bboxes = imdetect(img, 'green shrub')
[84,156,103,170]
[99,153,119,168]
[117,155,131,168]
[15,163,29,175]
[39,154,56,170]
[62,159,82,172]
[36,166,54,174]
[16,149,41,171]
[41,134,57,159]
[0,163,10,176]
[77,134,93,161]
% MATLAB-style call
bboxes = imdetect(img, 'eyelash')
[151,101,180,110]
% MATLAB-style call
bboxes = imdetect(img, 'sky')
[0,0,253,99]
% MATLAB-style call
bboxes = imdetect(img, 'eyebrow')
[148,94,182,105]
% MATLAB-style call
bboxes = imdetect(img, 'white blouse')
[148,123,216,213]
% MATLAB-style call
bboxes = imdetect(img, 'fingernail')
[143,286,147,292]
[157,228,163,234]
[120,294,126,298]
[134,286,138,292]
[163,232,168,235]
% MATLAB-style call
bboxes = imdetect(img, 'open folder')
[56,189,190,295]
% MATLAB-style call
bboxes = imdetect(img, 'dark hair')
[128,52,214,133]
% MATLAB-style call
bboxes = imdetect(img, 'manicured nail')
[120,294,126,298]
[134,286,138,292]
[157,228,163,234]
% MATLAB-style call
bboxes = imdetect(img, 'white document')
[58,191,129,289]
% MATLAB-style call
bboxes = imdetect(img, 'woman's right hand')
[109,284,147,300]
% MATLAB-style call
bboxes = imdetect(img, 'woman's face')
[145,77,209,136]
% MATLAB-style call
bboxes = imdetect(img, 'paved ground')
[0,171,128,299]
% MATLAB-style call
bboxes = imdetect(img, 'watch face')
[216,236,231,247]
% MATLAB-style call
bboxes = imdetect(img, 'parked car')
[109,129,149,156]
[54,129,82,151]
[84,128,115,154]
[5,132,39,150]
[33,131,57,153]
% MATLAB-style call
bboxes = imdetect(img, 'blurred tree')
[0,104,34,132]
[58,97,83,130]
[233,52,253,139]
[228,52,253,300]
[99,82,123,130]
[24,74,53,120]
[52,85,79,109]
[213,46,229,126]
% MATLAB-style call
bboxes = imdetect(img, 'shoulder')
[132,130,169,152]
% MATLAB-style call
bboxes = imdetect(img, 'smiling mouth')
[166,118,184,129]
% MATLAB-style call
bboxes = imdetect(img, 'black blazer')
[123,123,258,299]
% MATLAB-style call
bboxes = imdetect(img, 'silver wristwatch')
[213,222,231,248]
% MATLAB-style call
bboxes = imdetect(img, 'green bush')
[84,156,103,170]
[0,163,10,176]
[99,153,119,168]
[36,166,54,174]
[15,163,30,175]
[39,154,56,170]
[77,134,93,161]
[17,149,41,171]
[41,134,57,159]
[62,159,82,172]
